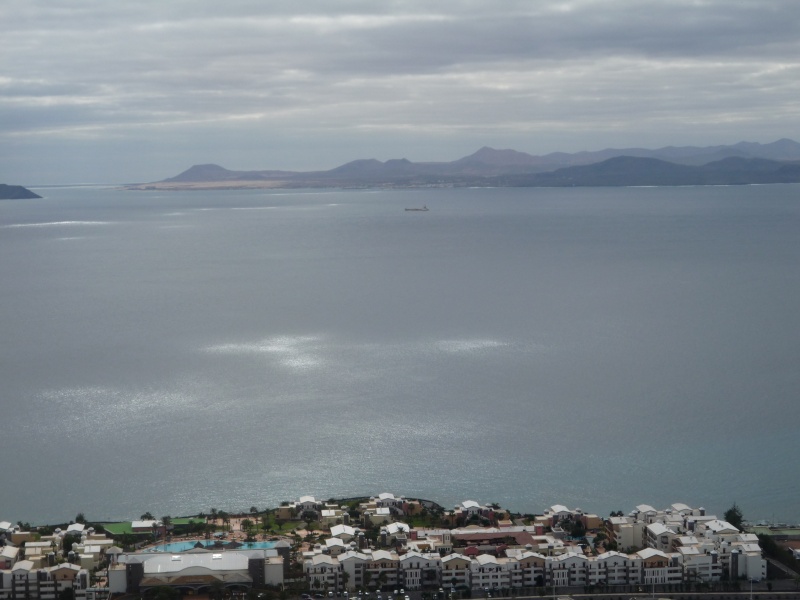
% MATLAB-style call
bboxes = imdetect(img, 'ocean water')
[1,184,798,525]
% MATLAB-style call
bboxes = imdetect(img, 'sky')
[2,0,800,184]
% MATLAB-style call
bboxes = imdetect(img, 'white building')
[0,561,90,600]
[399,552,441,590]
[304,554,343,593]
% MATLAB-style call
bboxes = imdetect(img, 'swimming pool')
[144,540,278,553]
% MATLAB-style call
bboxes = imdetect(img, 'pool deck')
[139,515,302,552]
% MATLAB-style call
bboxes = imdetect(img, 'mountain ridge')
[130,139,800,189]
[0,184,42,200]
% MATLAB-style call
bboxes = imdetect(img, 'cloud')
[2,0,799,182]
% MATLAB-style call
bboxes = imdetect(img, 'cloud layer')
[2,0,799,183]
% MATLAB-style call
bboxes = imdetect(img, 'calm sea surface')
[1,185,799,525]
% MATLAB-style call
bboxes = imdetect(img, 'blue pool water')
[145,540,278,553]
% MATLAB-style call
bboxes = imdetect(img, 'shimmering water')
[143,540,277,553]
[1,184,798,525]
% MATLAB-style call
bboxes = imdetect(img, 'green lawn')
[99,522,134,535]
[173,517,205,526]
[99,517,204,536]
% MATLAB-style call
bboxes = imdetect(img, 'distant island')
[0,184,41,199]
[126,139,800,190]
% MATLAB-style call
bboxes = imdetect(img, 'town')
[2,496,798,600]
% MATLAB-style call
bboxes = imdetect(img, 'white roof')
[636,504,657,514]
[514,550,547,560]
[442,553,471,564]
[337,550,370,563]
[66,523,85,533]
[386,522,410,535]
[704,519,739,534]
[299,495,316,504]
[552,551,587,563]
[1,546,19,559]
[400,551,441,565]
[143,552,249,574]
[308,554,339,566]
[462,500,481,509]
[647,523,674,536]
[474,554,498,565]
[46,563,81,574]
[330,524,356,538]
[636,548,669,560]
[549,505,570,514]
[595,551,629,561]
[0,521,13,531]
[326,538,346,548]
[671,503,693,513]
[379,493,396,501]
[131,520,161,529]
[375,507,391,516]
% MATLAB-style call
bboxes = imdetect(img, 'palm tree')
[161,516,172,543]
[242,519,255,540]
[210,580,225,600]
[219,511,231,532]
[342,571,350,592]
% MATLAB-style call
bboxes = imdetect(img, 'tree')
[74,513,86,524]
[62,533,81,558]
[210,580,226,600]
[724,503,744,530]
[242,518,255,540]
[58,588,75,600]
[154,587,179,600]
[569,520,586,539]
[120,533,136,551]
[141,512,154,520]
[161,516,172,542]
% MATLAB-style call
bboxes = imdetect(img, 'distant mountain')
[164,163,297,183]
[0,184,41,199]
[131,139,800,189]
[495,156,800,187]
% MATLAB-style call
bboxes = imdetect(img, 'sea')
[1,184,799,526]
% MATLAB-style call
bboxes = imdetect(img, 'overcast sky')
[2,0,799,184]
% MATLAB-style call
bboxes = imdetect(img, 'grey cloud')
[2,0,799,183]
